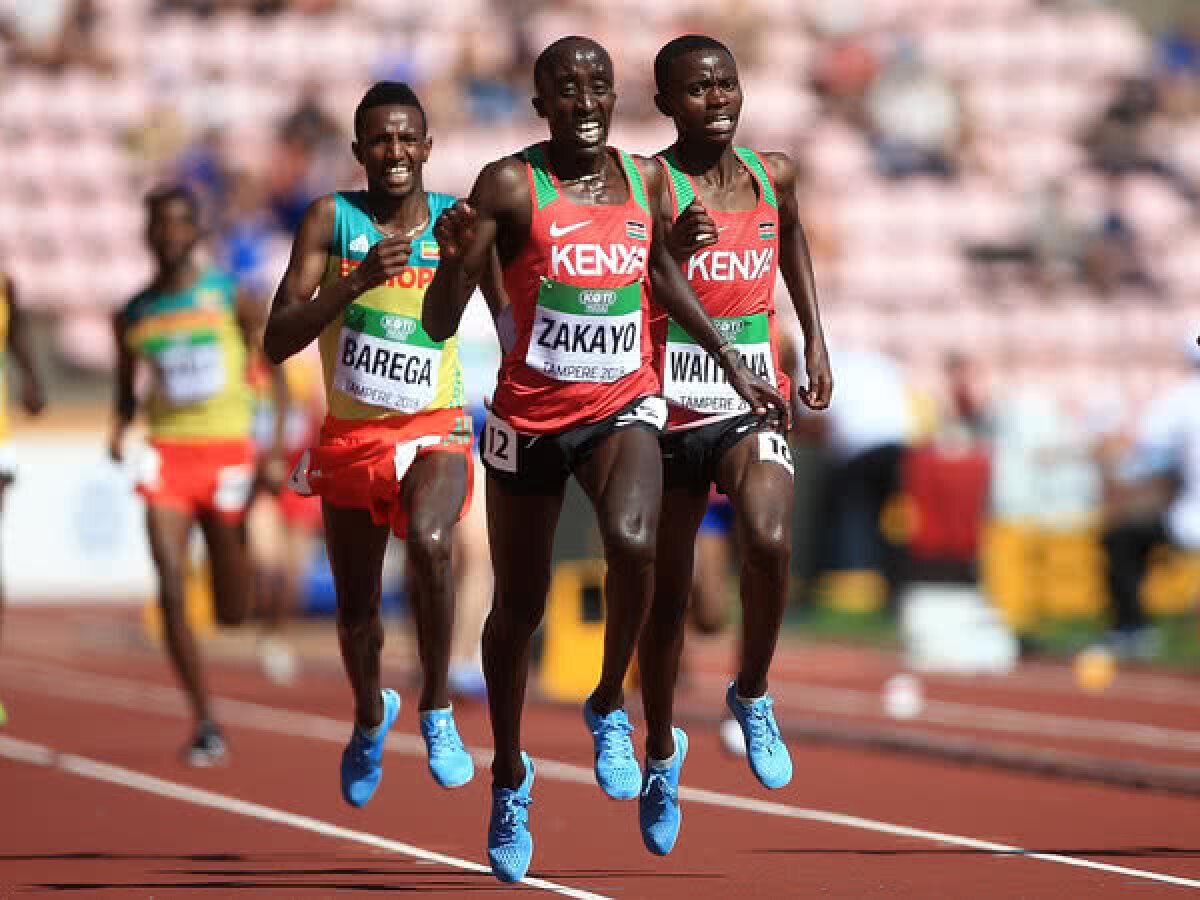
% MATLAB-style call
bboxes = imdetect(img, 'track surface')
[2,606,1199,898]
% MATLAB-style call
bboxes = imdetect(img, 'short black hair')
[354,81,426,138]
[653,34,733,94]
[533,36,612,91]
[144,183,200,221]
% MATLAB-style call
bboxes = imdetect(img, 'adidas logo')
[349,234,370,254]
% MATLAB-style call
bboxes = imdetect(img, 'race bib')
[525,279,643,383]
[156,339,226,406]
[757,430,794,476]
[213,463,255,512]
[333,305,443,413]
[663,314,776,415]
[481,409,518,474]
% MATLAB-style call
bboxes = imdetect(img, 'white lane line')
[4,658,1200,891]
[686,670,1200,753]
[0,733,611,900]
[674,786,1200,890]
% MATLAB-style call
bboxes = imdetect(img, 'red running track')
[1,607,1199,898]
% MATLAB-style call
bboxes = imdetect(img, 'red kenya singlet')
[652,147,792,429]
[493,143,659,434]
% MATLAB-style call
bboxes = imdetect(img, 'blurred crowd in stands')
[3,0,1200,652]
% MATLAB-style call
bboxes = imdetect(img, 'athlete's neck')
[156,257,202,294]
[671,140,738,186]
[545,142,610,183]
[366,187,428,234]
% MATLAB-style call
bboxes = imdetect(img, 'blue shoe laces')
[641,769,676,811]
[492,792,532,842]
[426,723,463,756]
[744,697,782,751]
[591,716,634,762]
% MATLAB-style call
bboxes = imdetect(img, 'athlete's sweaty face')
[534,43,616,155]
[660,48,741,145]
[353,104,431,199]
[146,197,200,270]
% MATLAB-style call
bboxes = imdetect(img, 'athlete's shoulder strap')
[735,147,778,210]
[616,149,649,216]
[425,191,457,221]
[657,150,695,216]
[521,144,559,211]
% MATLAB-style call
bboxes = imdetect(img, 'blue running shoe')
[420,707,474,788]
[340,688,401,807]
[639,727,688,856]
[725,682,792,789]
[583,697,640,800]
[487,752,534,883]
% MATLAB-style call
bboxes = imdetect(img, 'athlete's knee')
[486,591,545,639]
[603,515,657,570]
[336,594,382,633]
[741,514,791,569]
[407,522,454,575]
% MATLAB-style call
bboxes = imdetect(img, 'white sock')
[736,691,766,707]
[361,691,392,738]
[647,735,677,771]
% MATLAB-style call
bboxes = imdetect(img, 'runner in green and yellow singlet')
[111,185,289,766]
[264,82,476,806]
[0,270,47,728]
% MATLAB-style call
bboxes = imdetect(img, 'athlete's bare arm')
[264,194,415,364]
[423,157,530,342]
[479,246,511,320]
[765,151,832,411]
[637,156,787,422]
[109,308,136,463]
[4,276,45,417]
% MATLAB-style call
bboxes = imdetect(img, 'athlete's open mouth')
[575,120,604,145]
[383,163,412,186]
[704,114,736,134]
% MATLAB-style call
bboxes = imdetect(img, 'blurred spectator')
[215,172,278,298]
[1079,207,1160,298]
[1154,12,1200,118]
[1096,341,1200,659]
[801,345,912,612]
[153,0,339,15]
[0,0,112,73]
[965,180,1086,288]
[1083,76,1199,206]
[811,32,879,122]
[864,40,962,179]
[267,85,345,232]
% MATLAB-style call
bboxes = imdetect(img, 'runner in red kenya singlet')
[422,36,785,883]
[637,35,834,855]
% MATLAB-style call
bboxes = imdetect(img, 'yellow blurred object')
[815,570,886,614]
[1074,645,1117,693]
[539,559,635,702]
[1141,546,1200,617]
[141,557,216,642]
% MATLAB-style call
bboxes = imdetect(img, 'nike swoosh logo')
[549,220,591,238]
